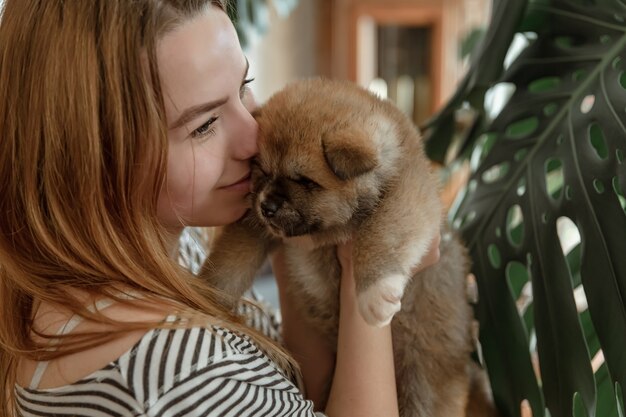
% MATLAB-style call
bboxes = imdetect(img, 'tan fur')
[200,79,498,417]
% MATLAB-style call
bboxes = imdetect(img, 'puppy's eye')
[293,175,319,189]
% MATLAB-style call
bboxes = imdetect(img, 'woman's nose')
[234,103,259,160]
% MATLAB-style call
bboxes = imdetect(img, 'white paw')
[357,274,408,327]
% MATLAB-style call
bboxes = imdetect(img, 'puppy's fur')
[201,79,497,417]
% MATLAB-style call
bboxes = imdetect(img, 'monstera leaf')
[424,0,529,163]
[425,1,626,417]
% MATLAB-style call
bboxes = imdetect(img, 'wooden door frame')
[348,3,443,113]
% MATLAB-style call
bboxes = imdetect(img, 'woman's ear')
[322,128,378,180]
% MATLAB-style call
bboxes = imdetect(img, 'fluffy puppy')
[201,78,497,417]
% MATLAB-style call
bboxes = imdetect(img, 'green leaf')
[424,0,528,162]
[596,364,620,417]
[448,1,626,416]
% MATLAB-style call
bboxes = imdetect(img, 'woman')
[0,1,439,416]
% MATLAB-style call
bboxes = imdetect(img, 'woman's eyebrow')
[169,97,228,130]
[168,57,250,131]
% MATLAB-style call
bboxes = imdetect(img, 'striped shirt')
[15,323,323,416]
[15,228,325,416]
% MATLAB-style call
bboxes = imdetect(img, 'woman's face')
[156,6,258,231]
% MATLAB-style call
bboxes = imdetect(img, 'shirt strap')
[29,297,120,390]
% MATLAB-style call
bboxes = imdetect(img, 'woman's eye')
[190,117,218,140]
[240,77,255,99]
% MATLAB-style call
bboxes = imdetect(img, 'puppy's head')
[251,80,384,238]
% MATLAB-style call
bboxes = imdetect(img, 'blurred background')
[246,0,490,121]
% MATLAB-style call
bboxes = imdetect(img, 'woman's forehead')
[156,7,246,124]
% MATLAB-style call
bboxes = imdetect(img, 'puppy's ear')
[322,128,378,180]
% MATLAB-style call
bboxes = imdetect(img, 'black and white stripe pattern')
[16,325,324,416]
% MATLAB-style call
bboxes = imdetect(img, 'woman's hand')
[325,239,398,416]
[417,232,441,273]
[325,233,441,417]
[271,249,335,408]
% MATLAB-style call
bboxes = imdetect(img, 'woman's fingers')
[336,240,354,272]
[339,232,440,282]
[410,233,441,276]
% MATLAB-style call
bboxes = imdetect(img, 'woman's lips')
[220,172,252,192]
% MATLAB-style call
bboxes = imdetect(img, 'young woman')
[0,1,439,416]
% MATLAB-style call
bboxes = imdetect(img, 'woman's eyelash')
[188,77,253,139]
[240,77,255,98]
[190,116,218,139]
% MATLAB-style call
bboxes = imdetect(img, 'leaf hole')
[469,133,498,172]
[613,176,626,211]
[619,71,626,90]
[542,212,549,224]
[613,56,623,70]
[600,35,612,45]
[545,158,564,199]
[484,83,516,120]
[506,205,524,248]
[554,36,576,49]
[572,69,587,82]
[593,179,605,194]
[487,244,502,269]
[574,283,588,312]
[565,185,573,200]
[556,134,564,146]
[514,148,528,162]
[468,179,478,192]
[482,162,510,184]
[454,210,477,230]
[506,261,530,300]
[528,77,561,93]
[506,117,539,139]
[580,95,595,114]
[617,382,625,417]
[517,177,527,196]
[556,216,581,256]
[589,123,609,160]
[543,103,557,117]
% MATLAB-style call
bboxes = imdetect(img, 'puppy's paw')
[357,274,408,327]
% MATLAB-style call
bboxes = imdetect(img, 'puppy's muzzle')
[260,194,284,218]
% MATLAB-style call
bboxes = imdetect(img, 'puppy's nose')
[261,198,282,218]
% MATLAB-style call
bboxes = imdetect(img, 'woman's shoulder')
[122,324,317,416]
[116,323,295,394]
[118,320,271,387]
[17,324,311,417]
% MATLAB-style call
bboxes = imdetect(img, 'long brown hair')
[0,0,293,414]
